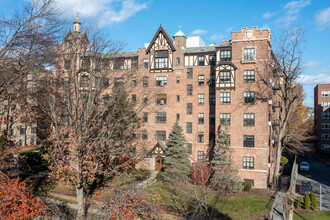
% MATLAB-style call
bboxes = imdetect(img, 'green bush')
[156,171,163,181]
[281,156,289,165]
[242,182,252,192]
[18,151,49,174]
[296,196,303,209]
[310,192,317,210]
[304,193,310,210]
[288,198,293,206]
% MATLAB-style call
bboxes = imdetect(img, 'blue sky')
[1,0,330,107]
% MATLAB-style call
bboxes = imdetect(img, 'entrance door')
[155,157,163,171]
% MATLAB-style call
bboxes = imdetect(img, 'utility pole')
[320,184,322,210]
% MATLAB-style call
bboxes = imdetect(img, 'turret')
[73,16,81,32]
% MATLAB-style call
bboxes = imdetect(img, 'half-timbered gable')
[183,47,216,67]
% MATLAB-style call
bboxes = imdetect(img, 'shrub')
[156,172,163,181]
[242,182,252,192]
[304,193,310,210]
[288,198,293,206]
[310,192,317,210]
[18,151,49,174]
[296,196,302,209]
[281,156,289,165]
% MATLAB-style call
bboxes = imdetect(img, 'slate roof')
[184,46,216,54]
[217,40,232,47]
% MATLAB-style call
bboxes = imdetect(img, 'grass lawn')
[145,182,273,220]
[294,210,330,220]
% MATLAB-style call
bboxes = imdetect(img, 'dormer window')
[244,48,255,61]
[220,50,231,61]
[155,50,168,69]
[80,75,89,87]
[198,56,205,66]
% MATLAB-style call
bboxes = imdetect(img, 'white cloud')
[297,73,330,85]
[315,7,330,30]
[226,26,234,32]
[260,24,269,30]
[190,29,207,35]
[301,61,324,69]
[210,33,226,41]
[54,0,148,26]
[277,0,311,27]
[262,11,276,19]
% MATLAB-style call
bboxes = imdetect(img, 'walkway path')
[269,191,286,220]
[136,171,158,188]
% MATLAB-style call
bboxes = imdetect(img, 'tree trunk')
[76,185,85,219]
[273,139,282,190]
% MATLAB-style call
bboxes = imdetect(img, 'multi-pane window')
[220,113,230,126]
[198,56,204,66]
[114,60,124,70]
[219,71,231,83]
[198,94,204,105]
[321,144,330,151]
[186,122,192,134]
[322,112,330,118]
[244,48,255,60]
[131,77,137,87]
[187,68,193,79]
[177,77,180,84]
[143,77,148,87]
[81,94,87,104]
[244,70,255,82]
[209,94,215,105]
[20,128,26,135]
[187,143,192,154]
[143,94,148,105]
[156,76,167,87]
[209,75,215,85]
[114,77,124,86]
[176,95,180,102]
[198,113,204,124]
[198,151,204,161]
[142,130,148,140]
[243,135,255,148]
[187,103,192,114]
[156,94,167,105]
[64,78,69,87]
[209,114,215,125]
[177,58,180,64]
[198,75,204,86]
[155,112,166,123]
[321,123,330,129]
[209,55,216,66]
[220,92,230,104]
[102,78,109,88]
[156,131,166,141]
[142,112,148,123]
[131,59,138,69]
[321,102,330,107]
[321,91,330,97]
[143,58,148,69]
[82,59,90,70]
[244,92,255,104]
[131,94,136,104]
[155,50,168,69]
[321,133,330,140]
[243,157,254,169]
[198,132,204,143]
[244,113,255,126]
[187,84,193,95]
[31,127,37,134]
[220,50,231,61]
[80,76,89,87]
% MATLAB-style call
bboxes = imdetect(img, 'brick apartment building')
[57,18,281,189]
[314,84,330,152]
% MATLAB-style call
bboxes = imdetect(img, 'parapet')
[231,27,271,41]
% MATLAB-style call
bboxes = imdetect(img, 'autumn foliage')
[0,174,48,219]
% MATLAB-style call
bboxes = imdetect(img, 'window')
[131,77,137,87]
[142,130,148,140]
[244,48,255,60]
[114,77,124,86]
[321,133,330,140]
[30,138,34,145]
[322,112,330,119]
[321,144,330,151]
[198,56,205,66]
[187,103,192,114]
[321,123,330,129]
[220,50,231,61]
[114,60,124,70]
[198,94,204,105]
[244,113,255,126]
[186,122,192,134]
[143,94,148,105]
[80,76,89,87]
[177,58,180,64]
[143,77,148,87]
[209,94,215,105]
[187,143,192,154]
[187,68,193,79]
[176,114,180,120]
[156,94,167,105]
[63,78,69,87]
[156,131,166,141]
[321,91,330,97]
[64,60,71,70]
[209,55,216,66]
[131,94,136,104]
[244,70,255,82]
[198,132,204,143]
[209,75,215,85]
[102,78,109,88]
[132,59,138,69]
[220,92,231,104]
[18,140,23,146]
[31,127,37,134]
[176,95,180,102]
[244,179,255,187]
[243,157,254,169]
[219,71,231,83]
[198,75,204,86]
[81,94,87,104]
[244,92,255,104]
[102,95,109,105]
[155,50,168,69]
[142,112,148,123]
[198,113,204,124]
[198,151,204,161]
[143,58,148,69]
[20,128,26,135]
[177,77,180,84]
[220,113,230,126]
[156,76,167,87]
[62,113,69,122]
[132,129,136,140]
[82,59,90,70]
[209,114,215,125]
[243,135,255,148]
[187,84,193,95]
[321,102,330,108]
[155,112,166,123]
